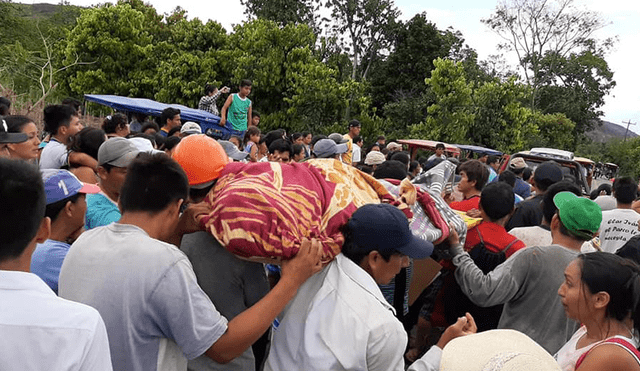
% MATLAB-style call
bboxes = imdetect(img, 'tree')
[410,58,474,144]
[62,3,156,98]
[470,77,539,153]
[368,13,465,112]
[482,0,615,135]
[325,0,400,81]
[241,0,320,33]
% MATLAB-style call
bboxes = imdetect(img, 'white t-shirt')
[59,223,228,371]
[598,208,640,253]
[39,139,68,169]
[509,225,598,253]
[265,253,407,371]
[352,143,361,163]
[0,270,112,371]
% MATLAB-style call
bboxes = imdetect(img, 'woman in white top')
[555,252,640,371]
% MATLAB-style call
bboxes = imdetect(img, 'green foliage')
[63,4,156,97]
[413,58,474,144]
[241,0,320,33]
[528,112,575,150]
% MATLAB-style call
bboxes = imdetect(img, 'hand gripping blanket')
[199,159,410,262]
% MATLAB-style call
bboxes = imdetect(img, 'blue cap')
[348,203,434,259]
[41,169,100,205]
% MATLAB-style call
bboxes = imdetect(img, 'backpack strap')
[500,237,520,254]
[477,227,519,253]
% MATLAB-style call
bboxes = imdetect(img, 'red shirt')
[464,221,525,258]
[449,195,480,212]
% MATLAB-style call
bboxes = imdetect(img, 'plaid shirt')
[198,91,223,116]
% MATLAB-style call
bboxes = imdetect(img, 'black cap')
[0,119,28,144]
[348,119,361,128]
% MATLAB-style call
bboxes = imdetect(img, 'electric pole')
[623,120,636,142]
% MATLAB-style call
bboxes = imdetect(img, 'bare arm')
[68,152,98,171]
[247,104,252,128]
[577,344,640,371]
[249,143,258,162]
[205,239,324,363]
[219,95,233,126]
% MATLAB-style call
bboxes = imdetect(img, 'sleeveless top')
[227,94,251,131]
[555,326,640,371]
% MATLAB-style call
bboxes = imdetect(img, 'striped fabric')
[199,159,409,262]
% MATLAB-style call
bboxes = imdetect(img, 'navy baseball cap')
[41,169,100,204]
[348,203,433,259]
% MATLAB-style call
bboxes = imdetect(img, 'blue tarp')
[453,144,503,156]
[84,94,232,138]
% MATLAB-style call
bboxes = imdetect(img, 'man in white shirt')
[0,158,112,371]
[351,135,363,164]
[598,176,640,253]
[264,203,476,371]
[60,153,323,371]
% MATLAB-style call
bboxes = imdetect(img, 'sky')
[24,0,640,134]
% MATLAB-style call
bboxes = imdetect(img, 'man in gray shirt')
[448,191,602,354]
[60,153,323,371]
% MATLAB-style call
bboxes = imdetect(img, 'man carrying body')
[450,191,602,354]
[265,203,475,371]
[85,137,139,229]
[59,153,323,371]
[0,158,112,370]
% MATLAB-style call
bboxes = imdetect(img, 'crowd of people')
[2,91,640,371]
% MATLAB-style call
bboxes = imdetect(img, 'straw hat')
[440,330,561,371]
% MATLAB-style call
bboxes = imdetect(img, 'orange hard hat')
[172,134,229,186]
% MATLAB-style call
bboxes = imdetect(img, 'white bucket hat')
[440,330,561,371]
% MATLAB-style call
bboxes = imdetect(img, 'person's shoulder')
[45,294,105,330]
[581,342,640,370]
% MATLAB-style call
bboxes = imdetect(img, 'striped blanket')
[199,159,410,261]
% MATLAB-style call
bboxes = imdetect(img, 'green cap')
[553,191,602,240]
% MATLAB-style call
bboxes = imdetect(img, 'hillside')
[586,120,638,143]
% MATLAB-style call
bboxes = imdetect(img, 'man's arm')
[407,314,477,371]
[68,152,98,172]
[448,227,527,307]
[219,95,233,126]
[205,239,323,363]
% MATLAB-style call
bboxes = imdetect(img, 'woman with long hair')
[3,115,40,161]
[556,252,640,370]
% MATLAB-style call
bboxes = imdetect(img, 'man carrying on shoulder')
[59,153,323,371]
[0,158,112,370]
[265,203,476,371]
[450,191,602,354]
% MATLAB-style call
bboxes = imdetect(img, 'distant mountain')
[586,120,638,143]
